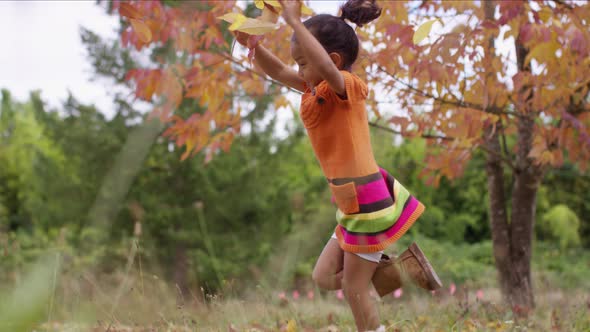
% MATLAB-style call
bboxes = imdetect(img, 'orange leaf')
[130,18,152,43]
[119,3,142,19]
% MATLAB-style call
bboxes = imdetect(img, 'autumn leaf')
[413,19,440,45]
[256,0,312,16]
[255,0,266,9]
[301,3,314,16]
[130,18,152,43]
[119,3,142,19]
[228,14,248,31]
[525,41,560,65]
[218,13,279,35]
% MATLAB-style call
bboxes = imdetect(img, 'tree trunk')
[482,0,513,302]
[509,19,547,311]
[508,110,544,310]
[173,242,190,302]
[508,166,541,310]
[483,124,512,298]
[482,0,543,312]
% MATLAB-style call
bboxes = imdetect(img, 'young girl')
[237,0,441,330]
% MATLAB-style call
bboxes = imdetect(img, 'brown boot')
[372,242,442,297]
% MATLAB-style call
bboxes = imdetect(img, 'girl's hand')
[234,31,250,46]
[278,0,302,25]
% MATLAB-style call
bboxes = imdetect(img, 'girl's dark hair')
[300,0,381,70]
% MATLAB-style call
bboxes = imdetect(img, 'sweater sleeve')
[315,71,368,103]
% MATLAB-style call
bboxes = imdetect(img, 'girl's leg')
[342,252,380,332]
[312,239,344,290]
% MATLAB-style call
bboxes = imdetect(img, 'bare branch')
[376,66,518,117]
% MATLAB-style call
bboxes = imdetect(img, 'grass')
[21,269,590,332]
[2,236,589,331]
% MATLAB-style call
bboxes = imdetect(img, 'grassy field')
[2,238,589,331]
[27,272,590,332]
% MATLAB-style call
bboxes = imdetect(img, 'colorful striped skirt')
[329,168,425,253]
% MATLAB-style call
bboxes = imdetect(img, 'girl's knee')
[312,269,342,290]
[341,276,369,298]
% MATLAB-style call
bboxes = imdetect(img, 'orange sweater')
[300,71,379,180]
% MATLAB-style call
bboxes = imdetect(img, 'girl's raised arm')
[235,32,306,93]
[279,0,346,96]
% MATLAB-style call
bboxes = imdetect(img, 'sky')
[0,1,119,113]
[0,1,338,117]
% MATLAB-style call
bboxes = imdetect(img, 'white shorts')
[331,233,383,263]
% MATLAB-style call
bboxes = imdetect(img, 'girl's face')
[290,42,323,88]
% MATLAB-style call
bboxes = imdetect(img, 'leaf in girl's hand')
[130,18,152,43]
[218,13,279,35]
[264,0,281,8]
[255,0,266,9]
[413,18,439,45]
[229,14,248,31]
[301,3,314,16]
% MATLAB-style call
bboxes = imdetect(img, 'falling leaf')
[130,18,152,43]
[413,19,439,45]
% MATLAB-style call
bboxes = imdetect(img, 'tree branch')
[376,66,519,117]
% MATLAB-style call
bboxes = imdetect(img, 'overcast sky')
[0,1,338,117]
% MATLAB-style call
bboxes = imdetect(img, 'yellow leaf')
[525,41,560,65]
[286,319,297,332]
[274,95,290,109]
[218,13,279,35]
[413,19,439,45]
[130,18,152,43]
[264,0,281,8]
[229,14,248,31]
[538,6,552,23]
[260,6,280,23]
[255,0,265,9]
[301,3,314,16]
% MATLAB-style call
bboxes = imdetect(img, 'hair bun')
[339,0,382,27]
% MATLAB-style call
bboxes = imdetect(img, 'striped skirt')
[329,168,425,253]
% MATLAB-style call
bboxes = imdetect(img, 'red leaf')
[119,3,142,19]
[130,18,152,43]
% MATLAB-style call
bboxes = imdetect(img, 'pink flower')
[278,292,286,300]
[336,289,344,300]
[476,289,484,300]
[393,288,403,298]
[307,290,314,300]
[292,290,300,300]
[449,283,456,296]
